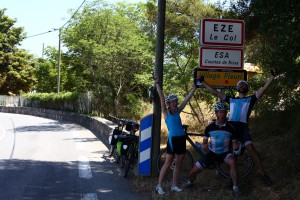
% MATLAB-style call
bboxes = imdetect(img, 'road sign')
[200,18,245,47]
[199,47,244,70]
[193,68,247,89]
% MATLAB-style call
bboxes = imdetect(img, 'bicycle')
[108,115,140,177]
[108,115,127,163]
[119,133,139,177]
[157,125,254,183]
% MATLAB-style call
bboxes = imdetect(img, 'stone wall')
[0,106,115,149]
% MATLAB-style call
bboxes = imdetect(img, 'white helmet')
[236,80,249,92]
[166,94,178,103]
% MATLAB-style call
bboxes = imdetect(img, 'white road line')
[82,193,98,200]
[78,156,93,179]
[74,133,98,200]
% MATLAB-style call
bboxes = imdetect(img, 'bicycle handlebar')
[109,114,131,125]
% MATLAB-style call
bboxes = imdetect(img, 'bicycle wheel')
[109,145,121,163]
[157,148,194,184]
[109,145,116,157]
[119,155,125,168]
[123,144,135,178]
[216,152,254,179]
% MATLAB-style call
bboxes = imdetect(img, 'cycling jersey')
[204,120,237,154]
[165,110,185,152]
[224,94,258,123]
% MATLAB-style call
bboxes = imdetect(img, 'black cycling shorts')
[197,151,232,169]
[166,135,186,155]
[229,121,253,144]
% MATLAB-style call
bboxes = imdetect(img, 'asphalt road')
[0,112,149,200]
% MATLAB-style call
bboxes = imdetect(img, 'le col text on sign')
[201,19,245,46]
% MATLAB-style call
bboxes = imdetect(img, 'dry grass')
[130,107,300,199]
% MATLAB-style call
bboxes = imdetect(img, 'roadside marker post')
[138,114,153,176]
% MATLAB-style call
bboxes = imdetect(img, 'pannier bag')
[117,141,130,156]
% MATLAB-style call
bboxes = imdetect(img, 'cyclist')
[184,102,241,197]
[199,68,277,186]
[154,75,196,195]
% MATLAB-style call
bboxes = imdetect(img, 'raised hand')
[198,75,204,83]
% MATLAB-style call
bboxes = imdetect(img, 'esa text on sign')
[199,47,244,69]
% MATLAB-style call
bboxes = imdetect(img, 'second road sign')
[199,47,244,70]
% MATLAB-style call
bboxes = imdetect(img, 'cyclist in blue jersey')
[184,102,242,197]
[154,75,196,195]
[199,68,277,186]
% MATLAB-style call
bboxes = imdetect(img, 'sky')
[1,0,218,58]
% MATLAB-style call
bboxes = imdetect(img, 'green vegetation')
[0,9,36,95]
[2,0,299,119]
[22,92,82,112]
[1,0,300,198]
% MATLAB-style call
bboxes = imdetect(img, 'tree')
[224,0,300,113]
[34,47,59,93]
[62,0,153,117]
[144,0,221,128]
[0,9,35,95]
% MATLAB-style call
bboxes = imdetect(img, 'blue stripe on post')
[139,138,151,152]
[138,114,152,176]
[139,159,151,175]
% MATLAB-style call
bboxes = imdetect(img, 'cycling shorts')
[229,121,253,146]
[166,135,186,155]
[196,151,233,169]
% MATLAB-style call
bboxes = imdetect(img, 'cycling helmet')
[166,94,178,103]
[236,80,249,88]
[213,102,228,112]
[236,80,249,93]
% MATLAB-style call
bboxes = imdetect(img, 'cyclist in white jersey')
[199,68,277,186]
[154,75,196,195]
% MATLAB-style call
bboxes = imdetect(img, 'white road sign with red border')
[200,18,245,47]
[199,47,244,70]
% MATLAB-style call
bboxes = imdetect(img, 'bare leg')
[172,154,185,186]
[246,143,266,176]
[226,155,238,186]
[188,162,203,182]
[158,154,175,186]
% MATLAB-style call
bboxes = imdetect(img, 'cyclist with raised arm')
[184,102,242,197]
[154,75,196,195]
[199,68,277,186]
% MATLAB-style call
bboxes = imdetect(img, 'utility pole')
[57,28,61,93]
[151,0,166,176]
